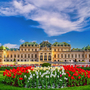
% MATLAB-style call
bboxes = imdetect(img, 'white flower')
[64,77,68,80]
[61,86,63,88]
[46,76,49,78]
[60,72,61,74]
[33,74,35,76]
[24,75,27,78]
[59,79,62,81]
[57,75,59,78]
[37,76,39,79]
[40,72,41,75]
[62,73,66,75]
[28,77,30,80]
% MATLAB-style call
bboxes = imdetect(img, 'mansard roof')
[53,42,70,46]
[21,42,38,46]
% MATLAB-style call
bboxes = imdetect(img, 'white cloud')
[20,39,25,43]
[0,0,90,36]
[52,39,57,41]
[4,43,19,48]
[32,40,37,42]
[0,43,2,46]
[68,40,71,42]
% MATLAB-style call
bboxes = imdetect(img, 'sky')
[0,0,90,49]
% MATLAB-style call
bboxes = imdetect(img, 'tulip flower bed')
[3,66,34,87]
[3,66,67,89]
[2,65,90,89]
[25,67,67,89]
[63,65,90,87]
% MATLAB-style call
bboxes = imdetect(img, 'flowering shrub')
[3,66,34,87]
[25,67,67,89]
[63,65,90,87]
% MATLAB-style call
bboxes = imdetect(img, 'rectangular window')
[75,54,77,58]
[14,55,16,58]
[78,54,80,58]
[35,54,37,58]
[7,55,9,58]
[21,54,23,58]
[72,54,73,58]
[58,54,59,58]
[68,54,70,58]
[25,54,26,58]
[61,54,63,58]
[82,54,84,58]
[28,54,30,58]
[65,54,66,58]
[18,55,19,58]
[31,54,33,58]
[54,54,56,58]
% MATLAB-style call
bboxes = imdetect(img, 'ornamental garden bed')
[2,65,90,89]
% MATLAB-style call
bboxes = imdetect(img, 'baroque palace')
[0,41,90,65]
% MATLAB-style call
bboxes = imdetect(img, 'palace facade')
[0,41,90,65]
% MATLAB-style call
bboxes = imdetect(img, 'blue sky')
[0,0,90,49]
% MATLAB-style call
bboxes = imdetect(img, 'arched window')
[35,49,37,51]
[18,60,19,62]
[40,54,43,60]
[44,53,47,60]
[54,49,56,51]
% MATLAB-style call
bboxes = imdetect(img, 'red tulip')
[19,77,23,80]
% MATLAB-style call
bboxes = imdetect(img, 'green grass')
[0,73,90,90]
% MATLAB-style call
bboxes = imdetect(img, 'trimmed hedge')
[42,63,51,67]
[0,67,17,71]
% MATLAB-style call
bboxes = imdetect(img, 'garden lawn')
[0,72,90,90]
